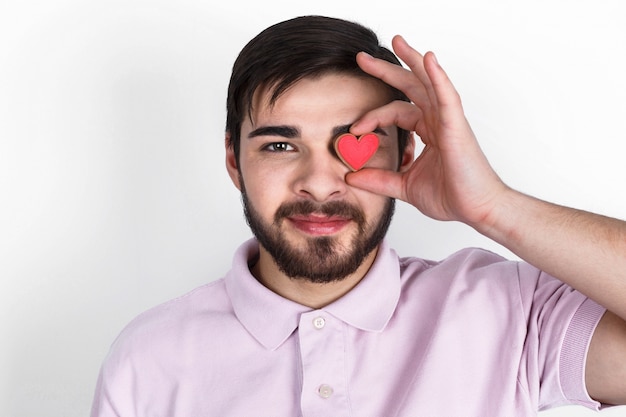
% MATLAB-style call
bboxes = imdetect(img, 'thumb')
[345,168,405,201]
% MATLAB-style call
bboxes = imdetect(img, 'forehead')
[247,73,392,127]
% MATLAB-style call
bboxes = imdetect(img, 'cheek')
[239,166,287,218]
[366,143,400,170]
[352,189,391,219]
[239,148,304,196]
[242,162,287,193]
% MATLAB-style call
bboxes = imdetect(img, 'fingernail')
[350,120,361,131]
[430,52,440,66]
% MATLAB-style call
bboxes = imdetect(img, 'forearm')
[476,188,626,320]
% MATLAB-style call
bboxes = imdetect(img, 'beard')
[240,180,395,284]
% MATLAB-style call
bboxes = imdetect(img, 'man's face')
[227,74,406,283]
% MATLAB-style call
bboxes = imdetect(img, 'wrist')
[469,186,531,247]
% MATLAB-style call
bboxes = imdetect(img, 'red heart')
[334,133,380,171]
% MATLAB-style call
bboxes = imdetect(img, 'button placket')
[298,311,349,415]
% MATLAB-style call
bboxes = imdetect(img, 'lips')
[287,214,352,236]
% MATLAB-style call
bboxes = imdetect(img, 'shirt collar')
[224,239,401,350]
[323,240,401,332]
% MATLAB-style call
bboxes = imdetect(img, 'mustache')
[274,200,366,225]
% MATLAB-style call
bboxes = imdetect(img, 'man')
[91,15,626,416]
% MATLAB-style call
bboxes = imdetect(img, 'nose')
[292,149,349,202]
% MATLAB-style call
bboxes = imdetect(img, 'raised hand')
[348,35,508,228]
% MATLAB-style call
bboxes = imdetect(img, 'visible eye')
[262,142,295,152]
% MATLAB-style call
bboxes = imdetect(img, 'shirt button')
[318,384,334,399]
[312,316,326,329]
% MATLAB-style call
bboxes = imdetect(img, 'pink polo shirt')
[91,239,605,416]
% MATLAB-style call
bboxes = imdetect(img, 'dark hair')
[225,15,411,164]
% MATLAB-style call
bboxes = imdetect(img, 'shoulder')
[106,279,236,361]
[93,279,251,410]
[398,247,516,280]
[395,247,532,318]
[129,279,230,327]
[397,247,591,319]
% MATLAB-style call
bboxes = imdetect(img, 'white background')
[1,0,625,416]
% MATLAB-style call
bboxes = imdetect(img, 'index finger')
[356,49,431,108]
[390,35,438,106]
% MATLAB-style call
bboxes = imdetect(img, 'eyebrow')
[246,123,389,139]
[247,125,299,139]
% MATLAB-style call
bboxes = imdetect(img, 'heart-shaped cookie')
[334,133,379,171]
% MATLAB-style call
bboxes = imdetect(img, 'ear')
[399,134,416,172]
[225,132,241,190]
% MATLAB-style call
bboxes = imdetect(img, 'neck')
[251,245,379,309]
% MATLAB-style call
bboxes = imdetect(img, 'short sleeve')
[516,262,606,411]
